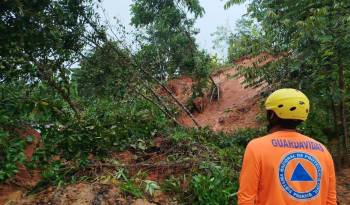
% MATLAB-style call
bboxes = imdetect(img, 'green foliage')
[298,103,332,144]
[228,18,267,63]
[188,163,238,205]
[143,180,160,196]
[131,0,202,77]
[40,99,169,160]
[176,126,267,148]
[0,0,104,84]
[131,0,211,97]
[74,41,134,100]
[171,128,193,142]
[0,0,107,181]
[161,176,182,194]
[224,0,246,10]
[114,169,160,198]
[165,127,264,204]
[120,177,159,198]
[0,81,64,181]
[40,160,65,185]
[121,180,144,198]
[0,131,27,181]
[191,51,212,97]
[218,128,267,148]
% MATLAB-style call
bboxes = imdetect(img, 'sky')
[99,0,247,59]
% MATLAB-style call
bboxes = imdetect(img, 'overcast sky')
[99,0,247,59]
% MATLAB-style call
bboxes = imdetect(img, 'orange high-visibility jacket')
[238,130,337,205]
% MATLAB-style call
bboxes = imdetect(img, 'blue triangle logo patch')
[290,163,314,182]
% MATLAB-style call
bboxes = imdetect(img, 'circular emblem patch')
[278,151,322,200]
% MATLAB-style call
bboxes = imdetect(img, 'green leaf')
[26,135,35,143]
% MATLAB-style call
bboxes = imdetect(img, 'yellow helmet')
[265,88,310,121]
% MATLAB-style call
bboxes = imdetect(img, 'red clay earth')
[177,67,262,132]
[176,52,281,132]
[1,137,184,205]
[0,127,42,205]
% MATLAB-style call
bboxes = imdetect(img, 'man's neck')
[269,125,296,133]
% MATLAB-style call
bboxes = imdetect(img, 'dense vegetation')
[0,0,349,204]
[0,1,234,203]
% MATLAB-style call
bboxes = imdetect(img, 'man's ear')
[267,110,275,120]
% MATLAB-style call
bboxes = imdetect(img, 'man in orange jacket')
[238,88,337,205]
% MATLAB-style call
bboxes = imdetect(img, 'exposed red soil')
[0,184,24,205]
[1,137,191,205]
[14,128,42,187]
[233,51,288,68]
[158,52,284,132]
[159,76,194,105]
[0,127,42,205]
[337,168,350,205]
[174,53,283,132]
[5,182,167,205]
[177,68,262,132]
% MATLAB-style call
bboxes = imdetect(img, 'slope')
[176,52,280,132]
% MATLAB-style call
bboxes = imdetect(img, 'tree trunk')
[140,68,201,128]
[331,97,342,170]
[134,89,182,127]
[338,64,349,166]
[209,76,220,102]
[37,64,81,119]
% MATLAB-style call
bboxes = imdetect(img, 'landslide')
[1,53,276,205]
[175,52,280,132]
[2,52,349,205]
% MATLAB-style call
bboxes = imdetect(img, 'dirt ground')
[337,168,350,205]
[1,182,175,205]
[176,52,280,132]
[177,67,262,132]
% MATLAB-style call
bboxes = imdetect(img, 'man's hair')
[267,110,302,131]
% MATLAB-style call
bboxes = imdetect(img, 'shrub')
[188,163,238,205]
[0,130,27,181]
